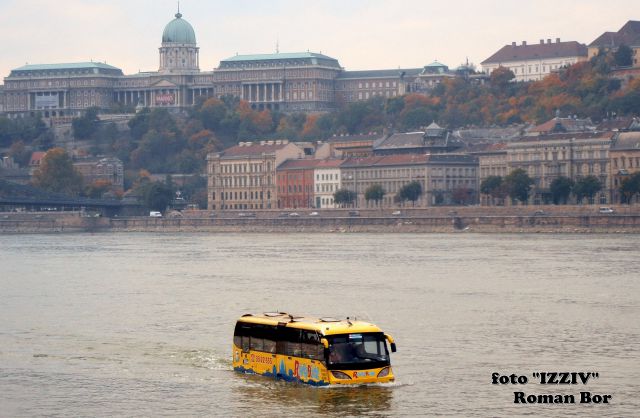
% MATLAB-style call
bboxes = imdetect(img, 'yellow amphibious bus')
[232,312,397,386]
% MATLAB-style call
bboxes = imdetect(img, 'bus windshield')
[327,332,389,369]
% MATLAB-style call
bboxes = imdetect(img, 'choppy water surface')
[1,233,639,417]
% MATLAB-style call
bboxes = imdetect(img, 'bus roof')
[236,312,383,336]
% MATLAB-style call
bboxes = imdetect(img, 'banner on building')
[155,93,175,105]
[35,94,59,108]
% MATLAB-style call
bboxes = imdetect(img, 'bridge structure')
[0,179,142,217]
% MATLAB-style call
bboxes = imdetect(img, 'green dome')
[162,12,196,44]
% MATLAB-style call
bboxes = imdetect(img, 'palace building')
[1,9,466,119]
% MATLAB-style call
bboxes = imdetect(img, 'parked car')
[599,207,615,214]
[288,212,300,217]
[309,211,319,216]
[238,212,256,217]
[149,211,162,217]
[278,212,289,218]
[391,210,402,216]
[533,210,547,216]
[348,210,360,217]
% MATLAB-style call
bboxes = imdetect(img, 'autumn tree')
[31,148,84,195]
[84,179,113,199]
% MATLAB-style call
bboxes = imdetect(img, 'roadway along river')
[1,233,638,417]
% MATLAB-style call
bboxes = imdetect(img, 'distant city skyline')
[0,0,636,80]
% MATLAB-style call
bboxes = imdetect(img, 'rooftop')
[218,141,295,158]
[481,41,587,65]
[338,68,422,79]
[221,52,338,63]
[11,62,122,72]
[237,312,382,336]
[589,20,640,48]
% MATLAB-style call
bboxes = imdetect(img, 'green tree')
[549,176,574,204]
[364,184,385,207]
[574,175,602,204]
[333,188,356,208]
[619,172,640,203]
[480,175,506,205]
[614,45,633,67]
[398,181,423,206]
[31,148,84,195]
[140,181,174,212]
[504,168,534,204]
[72,107,99,139]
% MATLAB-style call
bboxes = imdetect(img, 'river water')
[1,233,638,417]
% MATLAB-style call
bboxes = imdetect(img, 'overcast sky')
[0,0,636,80]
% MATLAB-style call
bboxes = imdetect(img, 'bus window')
[234,323,253,352]
[280,328,302,357]
[301,331,323,360]
[250,336,264,351]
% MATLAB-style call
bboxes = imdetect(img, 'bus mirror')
[320,338,329,349]
[385,334,396,352]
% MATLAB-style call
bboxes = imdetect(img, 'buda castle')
[0,10,469,120]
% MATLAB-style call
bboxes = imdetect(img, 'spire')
[276,38,279,54]
[175,1,182,18]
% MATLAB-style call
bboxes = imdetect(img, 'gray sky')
[0,0,636,80]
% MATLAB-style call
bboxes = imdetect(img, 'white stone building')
[481,39,587,82]
[313,159,343,208]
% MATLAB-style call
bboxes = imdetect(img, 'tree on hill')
[31,148,83,195]
[614,45,633,67]
[72,107,100,140]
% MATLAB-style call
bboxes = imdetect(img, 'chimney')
[540,39,544,44]
[556,38,560,43]
[522,41,527,46]
[511,42,516,46]
[547,39,551,44]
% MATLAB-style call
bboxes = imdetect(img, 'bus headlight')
[377,367,391,378]
[331,371,352,380]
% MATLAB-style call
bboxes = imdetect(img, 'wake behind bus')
[232,312,397,386]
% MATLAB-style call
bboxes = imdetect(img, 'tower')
[159,10,199,73]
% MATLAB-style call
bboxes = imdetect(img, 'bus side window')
[300,331,322,360]
[248,324,263,352]
[283,328,302,357]
[262,325,277,353]
[235,323,252,352]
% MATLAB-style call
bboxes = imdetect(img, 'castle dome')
[162,12,196,44]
